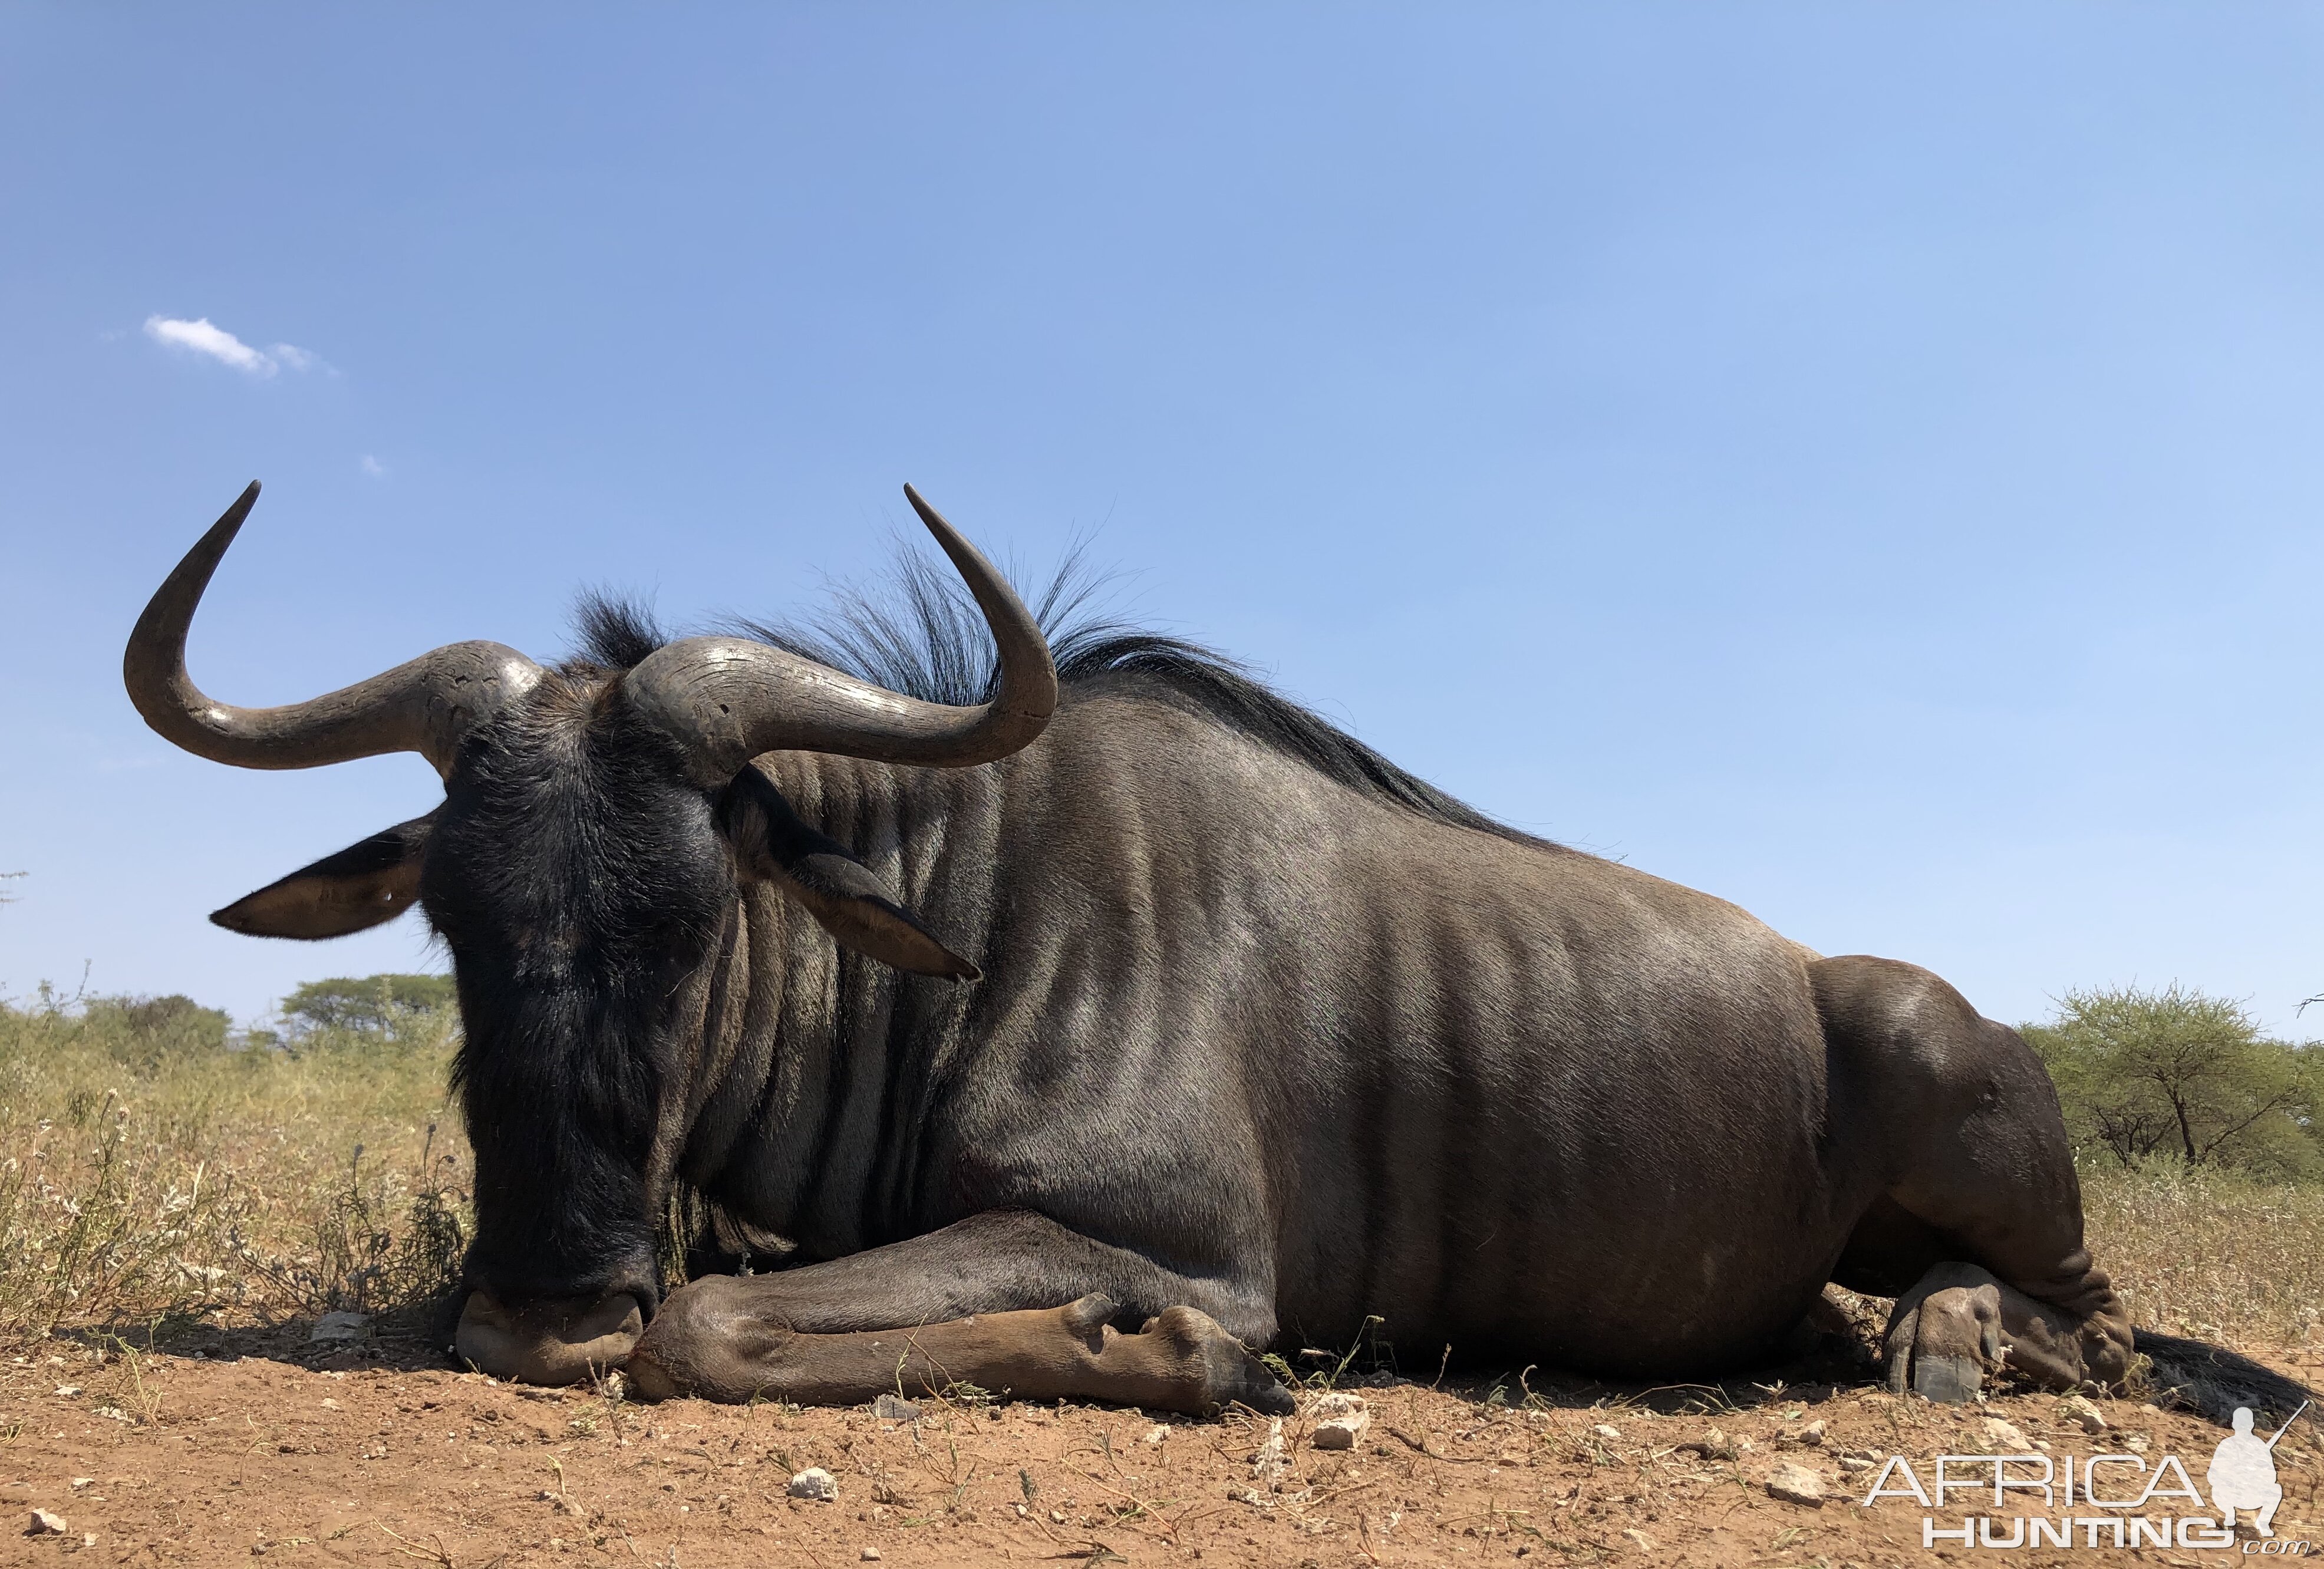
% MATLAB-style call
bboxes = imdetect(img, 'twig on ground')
[374,1522,456,1567]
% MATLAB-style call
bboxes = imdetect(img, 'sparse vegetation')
[2080,1159,2324,1351]
[0,978,467,1337]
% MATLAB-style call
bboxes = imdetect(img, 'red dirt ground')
[4,1321,2318,1568]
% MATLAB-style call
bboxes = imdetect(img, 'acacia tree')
[2023,984,2320,1178]
[281,973,457,1043]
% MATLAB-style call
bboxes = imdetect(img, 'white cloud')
[143,315,328,377]
[144,315,272,374]
[359,454,387,479]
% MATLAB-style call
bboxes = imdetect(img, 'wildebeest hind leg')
[1870,1141,2131,1402]
[624,1290,1294,1415]
[1880,1259,2127,1402]
[1815,956,2132,1402]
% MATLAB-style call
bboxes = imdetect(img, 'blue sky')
[4,6,2323,1034]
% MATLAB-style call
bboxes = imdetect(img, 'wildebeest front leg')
[625,1209,1291,1413]
[627,1290,1292,1415]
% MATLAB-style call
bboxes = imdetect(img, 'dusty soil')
[4,1322,2319,1568]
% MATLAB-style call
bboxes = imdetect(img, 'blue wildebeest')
[126,482,2131,1413]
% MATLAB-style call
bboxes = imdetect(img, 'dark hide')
[718,765,978,981]
[222,602,2131,1403]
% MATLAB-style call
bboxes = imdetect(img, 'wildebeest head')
[123,483,1057,1383]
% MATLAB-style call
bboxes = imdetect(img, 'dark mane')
[571,551,1541,848]
[573,591,668,671]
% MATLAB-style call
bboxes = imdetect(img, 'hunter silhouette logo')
[2211,1402,2305,1538]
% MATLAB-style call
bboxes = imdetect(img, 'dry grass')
[4,985,2320,1375]
[2081,1158,2324,1350]
[0,988,467,1337]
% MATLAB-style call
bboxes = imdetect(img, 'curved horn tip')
[901,483,955,538]
[188,482,264,558]
[213,479,263,535]
[124,480,543,774]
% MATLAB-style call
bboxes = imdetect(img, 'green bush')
[80,994,230,1074]
[2023,984,2323,1181]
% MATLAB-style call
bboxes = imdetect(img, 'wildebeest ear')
[718,768,980,981]
[210,812,434,940]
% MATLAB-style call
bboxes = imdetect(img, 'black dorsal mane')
[569,548,1541,848]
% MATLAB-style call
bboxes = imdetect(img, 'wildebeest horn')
[624,484,1060,782]
[124,482,545,777]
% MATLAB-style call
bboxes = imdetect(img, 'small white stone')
[1982,1416,2032,1453]
[28,1509,67,1535]
[787,1468,839,1502]
[1765,1461,1825,1507]
[1798,1419,1826,1445]
[1142,1425,1170,1446]
[872,1393,921,1423]
[859,1551,881,1563]
[1307,1392,1370,1451]
[2061,1394,2107,1433]
[1593,1423,1621,1440]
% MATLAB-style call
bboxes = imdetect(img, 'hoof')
[1144,1305,1295,1416]
[1913,1352,1984,1403]
[1884,1270,2004,1402]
